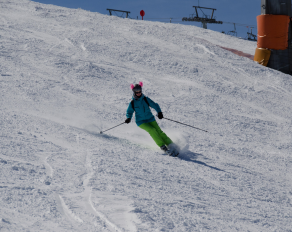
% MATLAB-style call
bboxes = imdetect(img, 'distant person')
[125,82,179,156]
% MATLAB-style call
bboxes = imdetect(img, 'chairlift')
[182,6,223,29]
[246,27,257,41]
[107,9,131,18]
[227,23,237,37]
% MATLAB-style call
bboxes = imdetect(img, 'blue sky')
[32,0,260,39]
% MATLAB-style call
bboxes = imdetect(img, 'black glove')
[158,112,163,119]
[125,118,131,124]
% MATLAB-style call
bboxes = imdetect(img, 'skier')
[125,82,179,156]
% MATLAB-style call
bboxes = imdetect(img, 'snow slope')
[1,0,292,231]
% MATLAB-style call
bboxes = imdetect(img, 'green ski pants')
[139,121,173,147]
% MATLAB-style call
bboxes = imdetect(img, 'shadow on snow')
[178,150,224,172]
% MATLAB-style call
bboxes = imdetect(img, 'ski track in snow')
[84,150,123,232]
[58,194,84,224]
[37,153,54,178]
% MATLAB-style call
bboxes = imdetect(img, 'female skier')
[125,82,179,156]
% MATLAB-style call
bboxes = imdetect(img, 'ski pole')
[158,116,208,133]
[100,122,125,134]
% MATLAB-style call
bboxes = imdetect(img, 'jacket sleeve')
[146,97,162,113]
[126,102,134,119]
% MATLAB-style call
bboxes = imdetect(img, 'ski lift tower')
[182,6,223,29]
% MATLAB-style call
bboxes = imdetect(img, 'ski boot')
[167,143,180,157]
[160,145,173,156]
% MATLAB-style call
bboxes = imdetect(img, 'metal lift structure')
[247,27,257,41]
[227,23,237,37]
[107,9,131,18]
[182,6,223,29]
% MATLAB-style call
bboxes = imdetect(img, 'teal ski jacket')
[126,94,162,126]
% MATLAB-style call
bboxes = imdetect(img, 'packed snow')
[0,0,292,231]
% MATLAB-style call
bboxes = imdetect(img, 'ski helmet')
[130,82,143,93]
